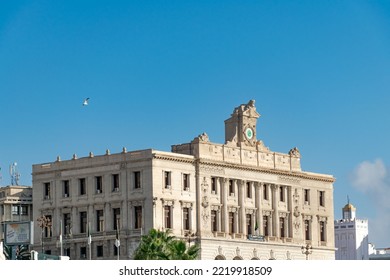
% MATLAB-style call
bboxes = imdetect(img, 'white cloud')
[351,158,390,247]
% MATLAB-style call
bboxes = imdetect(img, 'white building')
[0,185,33,242]
[32,100,336,260]
[334,202,369,260]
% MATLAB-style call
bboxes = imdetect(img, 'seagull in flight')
[83,98,90,106]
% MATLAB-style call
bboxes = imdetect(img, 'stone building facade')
[32,100,335,260]
[0,185,33,242]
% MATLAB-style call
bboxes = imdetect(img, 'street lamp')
[301,244,312,260]
[37,216,52,254]
[184,230,197,246]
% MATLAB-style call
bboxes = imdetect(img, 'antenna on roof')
[9,162,21,185]
[347,195,350,204]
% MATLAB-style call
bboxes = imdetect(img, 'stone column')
[272,185,279,237]
[255,182,263,235]
[220,178,228,233]
[238,180,246,235]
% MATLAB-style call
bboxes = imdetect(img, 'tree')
[133,229,200,260]
[2,244,31,260]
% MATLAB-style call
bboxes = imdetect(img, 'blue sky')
[1,1,390,248]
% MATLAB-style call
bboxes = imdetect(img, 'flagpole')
[60,220,63,257]
[88,222,92,260]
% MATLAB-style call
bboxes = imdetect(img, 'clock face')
[245,127,254,140]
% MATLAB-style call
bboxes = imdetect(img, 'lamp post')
[37,215,52,254]
[301,244,312,260]
[184,230,196,246]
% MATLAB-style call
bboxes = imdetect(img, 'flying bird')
[83,98,90,106]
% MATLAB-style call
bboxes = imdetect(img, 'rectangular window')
[304,189,310,205]
[319,191,325,207]
[229,180,234,196]
[211,177,217,194]
[164,205,172,228]
[63,180,70,197]
[64,247,71,257]
[164,171,171,189]
[229,212,235,234]
[246,182,252,198]
[80,246,87,259]
[263,184,268,200]
[305,220,310,240]
[211,210,217,232]
[246,214,252,235]
[95,176,103,194]
[63,213,71,235]
[12,205,19,215]
[279,186,285,202]
[44,182,51,199]
[183,207,190,230]
[183,174,190,191]
[96,210,104,232]
[263,215,269,236]
[80,211,87,234]
[79,178,86,195]
[21,205,28,215]
[134,206,142,229]
[112,174,119,191]
[97,245,103,257]
[320,221,326,242]
[113,208,121,230]
[280,217,285,238]
[134,171,141,189]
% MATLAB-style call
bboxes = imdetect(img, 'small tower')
[342,202,356,220]
[224,100,260,147]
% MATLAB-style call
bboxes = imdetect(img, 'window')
[263,184,268,200]
[246,214,252,235]
[211,177,217,194]
[279,186,285,202]
[164,206,172,228]
[305,220,311,240]
[134,171,141,189]
[304,189,310,205]
[183,207,190,230]
[80,211,87,234]
[79,178,86,195]
[113,208,121,230]
[64,248,71,257]
[0,205,4,216]
[229,180,234,196]
[164,171,171,189]
[95,176,103,194]
[112,174,119,191]
[229,212,235,234]
[246,182,252,198]
[320,221,326,242]
[134,206,142,229]
[211,210,217,232]
[44,182,51,199]
[183,174,190,191]
[80,246,87,259]
[21,205,28,215]
[263,216,269,236]
[63,180,70,197]
[280,217,285,238]
[96,210,104,232]
[12,205,19,215]
[63,213,71,235]
[319,191,325,207]
[97,245,103,257]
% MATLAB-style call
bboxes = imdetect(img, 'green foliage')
[133,229,200,260]
[2,244,31,260]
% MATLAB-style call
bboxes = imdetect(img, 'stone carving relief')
[289,147,301,157]
[201,177,210,227]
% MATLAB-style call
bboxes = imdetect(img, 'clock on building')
[245,127,254,140]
